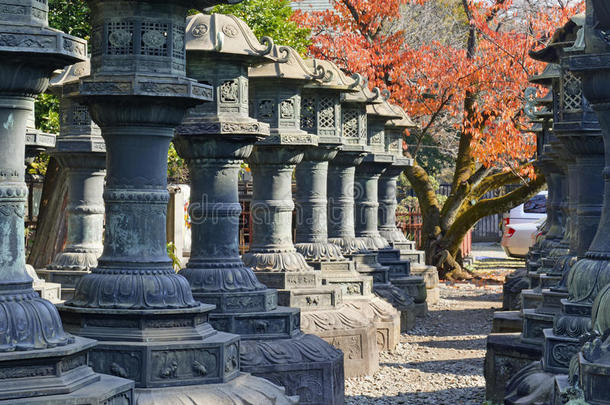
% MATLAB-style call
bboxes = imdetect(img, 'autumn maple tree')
[293,0,583,279]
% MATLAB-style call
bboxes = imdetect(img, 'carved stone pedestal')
[484,333,543,404]
[56,3,296,404]
[37,62,106,300]
[329,148,416,332]
[246,48,378,379]
[0,1,134,402]
[174,17,344,404]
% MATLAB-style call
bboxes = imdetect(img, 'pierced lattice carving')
[141,21,168,56]
[318,96,335,129]
[561,70,582,113]
[107,21,134,55]
[301,98,315,130]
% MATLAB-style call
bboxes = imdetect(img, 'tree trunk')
[28,157,70,269]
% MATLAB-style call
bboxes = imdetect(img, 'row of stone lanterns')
[486,6,610,404]
[1,6,432,404]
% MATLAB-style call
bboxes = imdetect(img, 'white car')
[500,191,547,258]
[502,190,547,231]
[501,219,544,258]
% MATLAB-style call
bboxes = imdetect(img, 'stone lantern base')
[0,336,134,404]
[312,260,401,352]
[256,270,380,378]
[347,251,417,331]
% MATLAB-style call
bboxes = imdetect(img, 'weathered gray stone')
[296,59,401,353]
[174,15,344,403]
[55,2,297,404]
[0,1,134,402]
[246,45,378,379]
[328,80,416,332]
[484,333,543,404]
[35,61,106,301]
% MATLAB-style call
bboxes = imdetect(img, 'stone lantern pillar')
[380,104,441,305]
[328,79,416,332]
[296,59,401,353]
[246,45,379,378]
[521,17,604,349]
[501,11,610,403]
[36,62,107,301]
[355,100,428,317]
[0,0,135,402]
[174,14,344,404]
[23,107,62,303]
[55,1,297,403]
[552,2,610,402]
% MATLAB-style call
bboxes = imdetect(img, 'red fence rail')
[397,208,472,260]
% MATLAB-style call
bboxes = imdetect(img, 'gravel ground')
[346,282,502,404]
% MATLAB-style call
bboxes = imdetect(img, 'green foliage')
[168,143,189,183]
[166,242,182,272]
[35,93,60,134]
[48,0,91,40]
[212,0,311,55]
[399,172,448,210]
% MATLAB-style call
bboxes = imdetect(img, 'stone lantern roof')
[185,13,274,64]
[304,59,360,91]
[366,100,403,121]
[50,61,105,153]
[528,63,561,86]
[386,103,418,130]
[0,1,87,73]
[529,14,584,64]
[342,76,384,104]
[249,44,325,83]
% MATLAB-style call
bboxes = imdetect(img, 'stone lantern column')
[295,59,401,353]
[174,14,344,404]
[355,100,428,317]
[551,3,610,402]
[380,104,441,305]
[246,45,379,378]
[56,2,297,403]
[36,62,106,301]
[328,80,416,332]
[521,24,604,348]
[500,11,610,403]
[0,0,135,402]
[22,107,62,303]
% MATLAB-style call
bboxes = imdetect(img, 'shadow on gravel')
[438,292,502,303]
[380,358,484,376]
[347,386,485,404]
[413,337,486,350]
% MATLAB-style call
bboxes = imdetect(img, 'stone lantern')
[36,61,107,301]
[55,1,297,403]
[521,15,604,349]
[0,0,136,402]
[551,1,610,402]
[175,14,344,404]
[328,78,417,332]
[501,11,610,403]
[356,99,428,317]
[381,103,440,305]
[296,59,402,354]
[246,45,380,378]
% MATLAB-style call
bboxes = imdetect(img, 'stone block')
[521,288,543,310]
[485,333,543,404]
[0,374,134,404]
[409,264,439,289]
[492,311,523,333]
[521,309,554,345]
[301,308,380,378]
[255,271,321,290]
[278,287,342,310]
[542,328,581,374]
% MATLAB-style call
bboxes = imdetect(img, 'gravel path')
[346,282,502,404]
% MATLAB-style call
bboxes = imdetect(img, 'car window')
[523,194,547,214]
